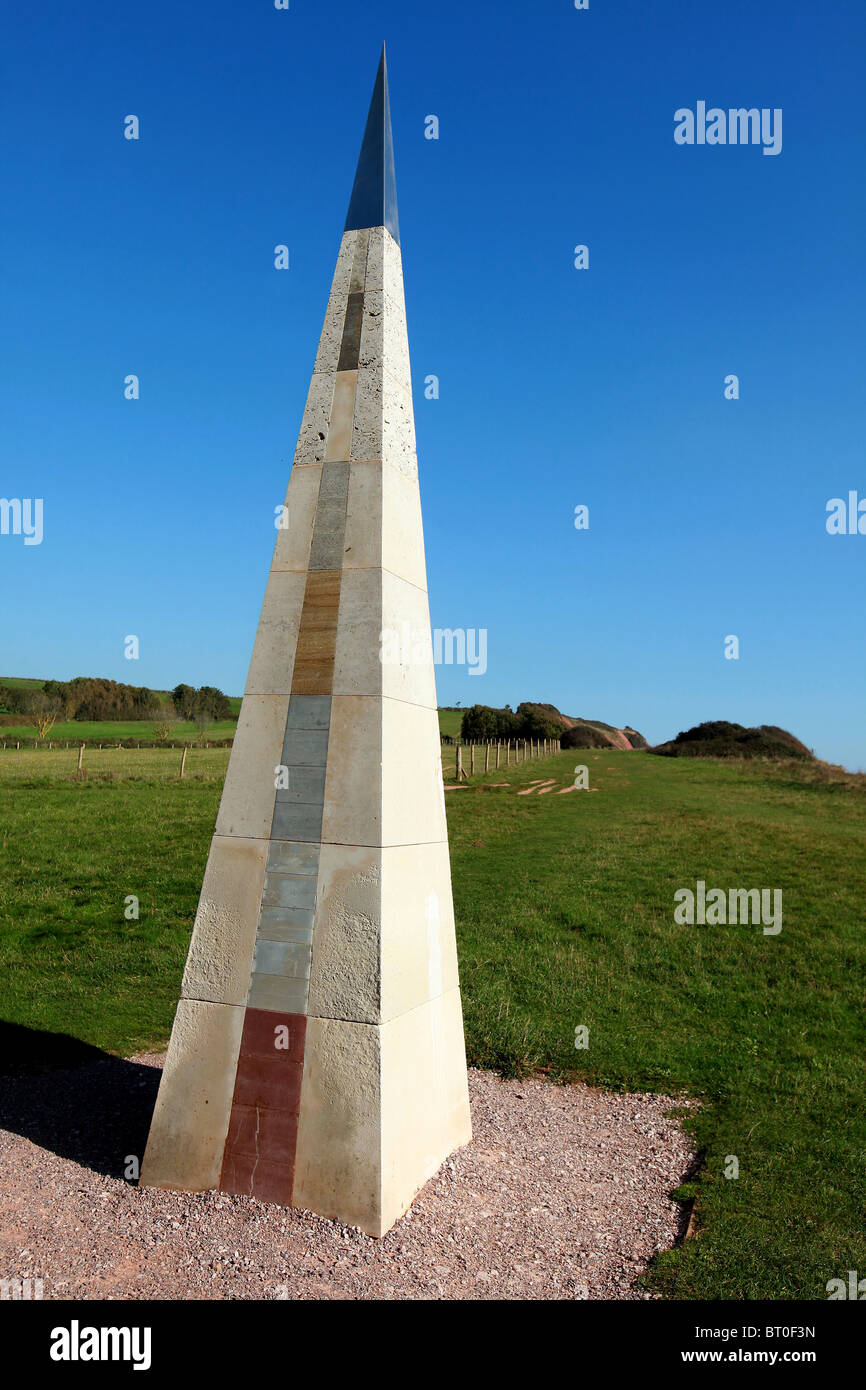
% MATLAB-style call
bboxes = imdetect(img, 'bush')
[650,720,813,761]
[561,725,611,750]
[515,703,565,740]
[460,705,521,741]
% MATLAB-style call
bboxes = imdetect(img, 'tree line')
[0,677,234,737]
[459,702,566,742]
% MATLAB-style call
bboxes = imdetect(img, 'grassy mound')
[651,720,813,761]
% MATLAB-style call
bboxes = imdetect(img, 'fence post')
[485,744,490,774]
[77,744,84,778]
[470,744,476,775]
[496,742,501,769]
[180,746,188,779]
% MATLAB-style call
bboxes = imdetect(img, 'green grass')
[0,746,863,1298]
[0,746,231,783]
[437,708,463,739]
[0,719,237,744]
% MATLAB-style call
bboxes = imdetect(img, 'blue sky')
[2,0,864,767]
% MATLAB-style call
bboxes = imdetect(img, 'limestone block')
[312,231,357,376]
[350,362,383,463]
[379,842,460,1023]
[306,844,382,1024]
[381,697,448,847]
[381,461,427,589]
[271,462,321,573]
[350,365,417,479]
[331,567,384,699]
[342,459,428,593]
[292,1016,382,1233]
[358,290,412,393]
[140,999,244,1192]
[381,372,418,479]
[215,694,288,840]
[294,371,335,468]
[379,987,472,1233]
[341,461,382,572]
[381,228,407,315]
[379,569,436,708]
[181,835,267,1006]
[320,696,382,846]
[365,226,386,292]
[332,567,436,707]
[324,370,358,463]
[244,570,306,696]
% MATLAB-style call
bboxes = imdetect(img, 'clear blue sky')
[2,0,864,767]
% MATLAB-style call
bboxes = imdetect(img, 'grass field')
[2,705,447,744]
[437,708,464,739]
[0,719,237,745]
[0,746,863,1299]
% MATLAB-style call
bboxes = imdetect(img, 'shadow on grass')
[0,1021,160,1179]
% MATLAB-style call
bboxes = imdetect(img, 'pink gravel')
[0,1052,696,1301]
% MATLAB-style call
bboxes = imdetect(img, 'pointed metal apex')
[344,46,400,244]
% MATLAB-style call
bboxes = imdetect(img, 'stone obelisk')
[140,47,471,1237]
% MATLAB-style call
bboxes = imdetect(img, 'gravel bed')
[0,1049,696,1300]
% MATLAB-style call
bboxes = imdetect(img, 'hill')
[650,720,813,761]
[456,701,647,750]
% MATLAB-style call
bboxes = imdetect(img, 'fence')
[0,744,230,783]
[442,737,562,782]
[0,736,564,785]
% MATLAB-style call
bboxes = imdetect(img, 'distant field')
[437,708,463,739]
[0,720,237,744]
[0,746,863,1298]
[3,707,451,744]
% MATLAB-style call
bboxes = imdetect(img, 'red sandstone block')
[240,1007,306,1061]
[220,1151,293,1205]
[220,1149,255,1197]
[233,1053,303,1112]
[224,1104,299,1161]
[248,1157,295,1206]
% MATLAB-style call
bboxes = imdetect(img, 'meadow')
[0,743,863,1299]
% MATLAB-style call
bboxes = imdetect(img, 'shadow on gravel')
[0,1021,160,1179]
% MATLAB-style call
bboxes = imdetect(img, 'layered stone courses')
[141,56,471,1233]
